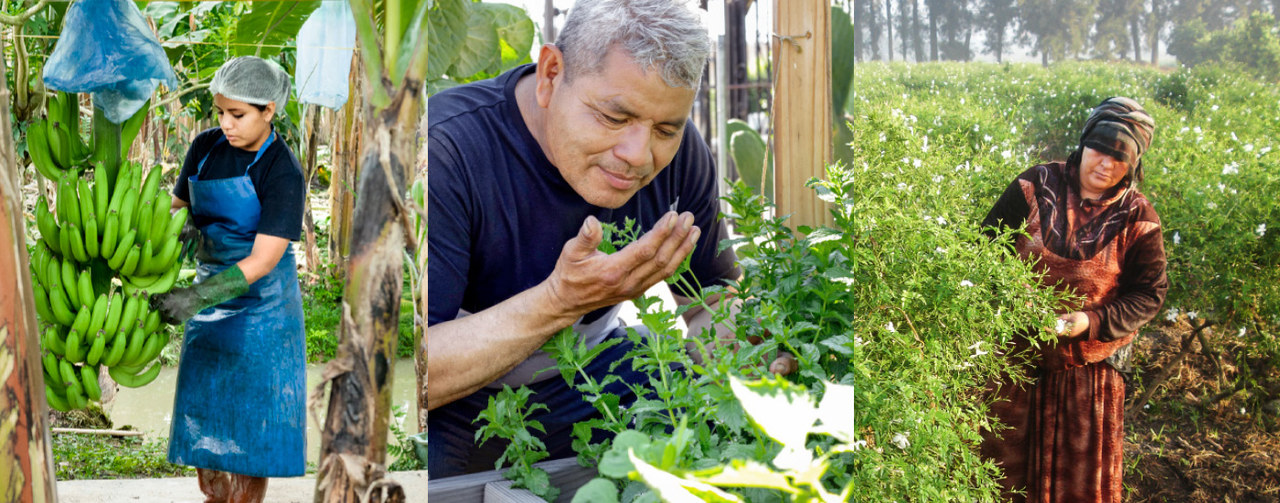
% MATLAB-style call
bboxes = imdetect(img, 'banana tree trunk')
[327,51,364,279]
[0,34,59,502]
[301,104,323,278]
[313,58,422,503]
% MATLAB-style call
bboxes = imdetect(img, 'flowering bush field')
[852,61,1280,498]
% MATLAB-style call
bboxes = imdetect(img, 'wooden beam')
[772,0,833,229]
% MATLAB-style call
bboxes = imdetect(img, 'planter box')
[428,458,597,503]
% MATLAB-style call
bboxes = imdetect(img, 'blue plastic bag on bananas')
[42,0,178,124]
[295,0,356,109]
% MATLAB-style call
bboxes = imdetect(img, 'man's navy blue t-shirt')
[428,64,739,339]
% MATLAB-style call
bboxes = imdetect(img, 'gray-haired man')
[427,0,791,476]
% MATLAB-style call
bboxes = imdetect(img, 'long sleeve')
[1085,219,1169,341]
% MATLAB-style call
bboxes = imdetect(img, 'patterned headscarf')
[1078,97,1155,181]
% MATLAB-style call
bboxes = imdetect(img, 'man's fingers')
[564,215,603,260]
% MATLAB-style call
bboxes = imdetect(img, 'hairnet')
[1078,97,1155,179]
[210,56,291,115]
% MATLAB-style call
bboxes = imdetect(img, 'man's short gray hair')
[556,0,710,89]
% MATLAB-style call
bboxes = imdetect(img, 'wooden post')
[0,32,59,503]
[772,0,832,229]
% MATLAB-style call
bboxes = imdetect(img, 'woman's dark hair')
[252,103,267,112]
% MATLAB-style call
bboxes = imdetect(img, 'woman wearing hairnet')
[150,56,307,502]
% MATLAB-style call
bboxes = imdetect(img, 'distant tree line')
[852,0,1280,66]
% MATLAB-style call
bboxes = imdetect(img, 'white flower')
[936,216,947,225]
[1001,150,1012,160]
[1144,403,1150,410]
[913,158,923,168]
[1245,143,1255,152]
[1223,163,1239,175]
[1238,328,1247,337]
[1217,183,1226,192]
[1055,318,1068,334]
[878,132,887,142]
[922,136,929,152]
[1207,201,1218,210]
[1257,223,1267,237]
[897,182,909,191]
[1241,407,1247,414]
[1010,126,1017,134]
[935,247,947,254]
[891,432,910,449]
[932,174,945,184]
[854,336,866,347]
[973,124,980,132]
[885,322,896,333]
[1187,311,1198,320]
[983,134,993,142]
[1211,104,1219,111]
[1165,308,1179,322]
[960,280,974,287]
[1232,132,1239,141]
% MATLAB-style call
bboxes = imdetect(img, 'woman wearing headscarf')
[150,56,306,502]
[979,97,1169,502]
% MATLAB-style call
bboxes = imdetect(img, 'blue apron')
[167,132,306,477]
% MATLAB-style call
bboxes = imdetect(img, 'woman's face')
[1079,146,1130,197]
[214,94,275,151]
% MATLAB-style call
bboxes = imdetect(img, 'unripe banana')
[48,287,76,327]
[76,178,94,234]
[135,240,154,277]
[101,211,119,259]
[108,228,137,270]
[46,111,71,169]
[64,329,84,363]
[66,327,86,362]
[33,282,56,324]
[150,236,180,276]
[136,263,181,296]
[102,329,127,367]
[84,215,100,259]
[66,222,88,263]
[118,188,138,230]
[143,308,161,334]
[26,119,63,182]
[93,173,108,229]
[58,225,72,262]
[113,161,133,200]
[136,199,154,245]
[45,382,71,412]
[57,175,80,228]
[42,352,61,385]
[87,293,108,335]
[77,268,94,310]
[79,363,102,401]
[60,259,80,307]
[121,246,141,276]
[103,292,124,336]
[86,331,107,367]
[109,361,161,388]
[118,294,141,337]
[148,198,170,250]
[42,326,66,356]
[35,197,62,255]
[165,207,189,238]
[67,385,87,410]
[119,326,147,367]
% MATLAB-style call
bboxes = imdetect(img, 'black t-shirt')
[428,64,740,330]
[173,127,305,241]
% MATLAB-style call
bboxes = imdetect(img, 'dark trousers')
[428,329,648,478]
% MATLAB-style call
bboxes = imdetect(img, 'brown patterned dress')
[979,160,1169,502]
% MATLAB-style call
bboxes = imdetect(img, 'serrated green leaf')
[234,1,321,58]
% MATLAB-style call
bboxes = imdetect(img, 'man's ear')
[535,44,566,109]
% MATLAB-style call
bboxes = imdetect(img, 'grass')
[301,265,418,363]
[52,433,194,480]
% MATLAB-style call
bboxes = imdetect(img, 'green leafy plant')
[473,384,559,501]
[426,0,536,95]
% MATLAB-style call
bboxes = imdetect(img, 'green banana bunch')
[28,93,178,410]
[27,91,89,182]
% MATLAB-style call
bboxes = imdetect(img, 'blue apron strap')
[246,131,276,175]
[194,130,275,178]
